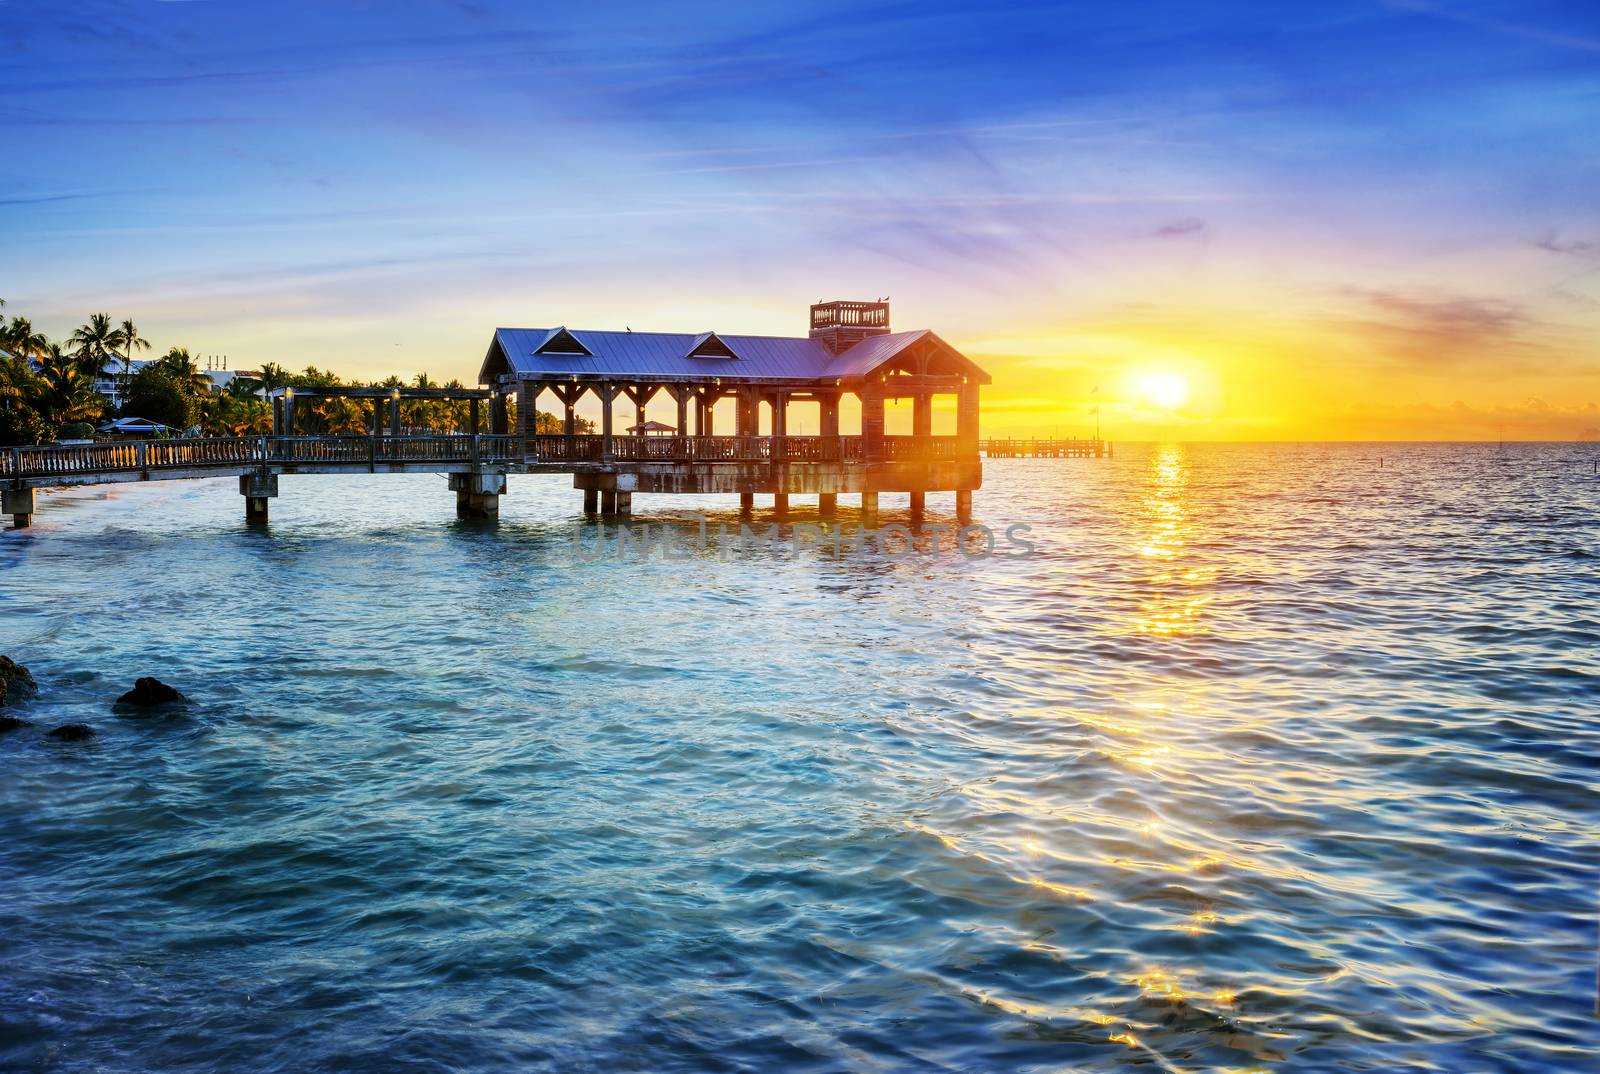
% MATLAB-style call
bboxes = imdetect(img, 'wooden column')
[271,396,283,436]
[469,397,481,435]
[861,380,885,462]
[284,394,296,436]
[389,394,402,437]
[734,388,752,437]
[600,384,616,461]
[675,387,689,438]
[820,393,840,437]
[957,380,980,451]
[913,392,932,439]
[702,392,715,437]
[563,386,577,437]
[515,383,532,438]
[909,390,931,518]
[491,391,509,435]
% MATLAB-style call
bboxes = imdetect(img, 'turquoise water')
[1,443,1596,1073]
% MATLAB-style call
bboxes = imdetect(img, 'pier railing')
[523,435,961,463]
[3,435,525,480]
[3,433,969,481]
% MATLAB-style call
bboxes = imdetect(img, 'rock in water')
[0,655,38,708]
[47,724,96,742]
[115,678,188,708]
[0,715,31,732]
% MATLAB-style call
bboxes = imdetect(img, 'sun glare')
[1137,372,1190,410]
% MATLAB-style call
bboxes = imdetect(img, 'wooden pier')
[980,438,1112,458]
[3,300,994,530]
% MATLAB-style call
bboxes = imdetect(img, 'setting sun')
[1137,372,1190,410]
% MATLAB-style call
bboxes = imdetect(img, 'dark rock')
[0,715,31,732]
[47,723,96,742]
[115,677,188,708]
[0,655,38,708]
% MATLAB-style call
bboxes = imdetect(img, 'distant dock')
[980,438,1112,458]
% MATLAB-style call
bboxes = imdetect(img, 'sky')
[3,0,1598,440]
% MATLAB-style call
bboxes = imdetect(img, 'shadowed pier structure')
[3,300,990,529]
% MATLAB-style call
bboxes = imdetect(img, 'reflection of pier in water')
[5,300,994,531]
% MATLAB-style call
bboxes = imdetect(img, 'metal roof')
[486,327,979,383]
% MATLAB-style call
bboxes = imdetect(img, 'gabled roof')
[482,326,990,385]
[534,327,592,355]
[685,332,739,360]
[488,329,827,381]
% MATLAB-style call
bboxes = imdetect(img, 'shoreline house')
[477,299,988,518]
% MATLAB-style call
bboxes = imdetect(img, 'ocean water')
[0,442,1595,1074]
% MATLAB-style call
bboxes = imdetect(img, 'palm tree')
[155,347,213,396]
[223,375,262,399]
[38,344,105,425]
[227,397,271,435]
[69,312,123,383]
[407,371,439,432]
[117,318,150,405]
[2,317,48,362]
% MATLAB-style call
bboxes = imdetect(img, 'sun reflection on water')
[1134,444,1218,637]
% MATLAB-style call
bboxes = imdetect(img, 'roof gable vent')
[534,327,592,356]
[685,332,739,359]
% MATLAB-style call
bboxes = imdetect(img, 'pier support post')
[4,487,35,529]
[449,471,505,520]
[239,472,278,524]
[583,488,599,516]
[908,491,926,520]
[614,491,632,517]
[600,489,616,515]
[861,491,879,526]
[955,490,973,522]
[773,493,789,516]
[739,492,754,513]
[818,493,836,518]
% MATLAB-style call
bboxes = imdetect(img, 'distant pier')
[980,438,1112,458]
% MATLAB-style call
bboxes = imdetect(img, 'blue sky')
[3,0,1597,436]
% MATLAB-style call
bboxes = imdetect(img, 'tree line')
[0,298,512,446]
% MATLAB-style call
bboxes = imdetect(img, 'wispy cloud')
[1154,217,1207,237]
[1534,232,1597,256]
